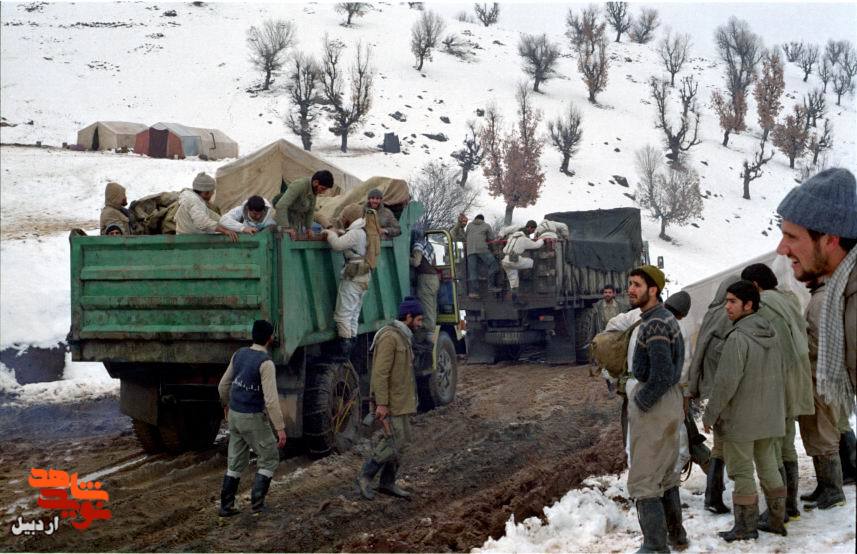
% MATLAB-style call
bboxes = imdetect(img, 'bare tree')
[832,71,855,105]
[798,44,819,82]
[650,76,701,162]
[451,120,483,187]
[246,19,296,90]
[740,142,775,199]
[712,89,747,147]
[547,103,584,175]
[579,35,610,103]
[753,48,785,143]
[782,41,804,63]
[825,39,847,66]
[605,2,632,43]
[473,3,499,27]
[771,103,809,168]
[518,33,561,92]
[412,160,480,230]
[319,37,374,153]
[715,17,763,134]
[658,30,691,87]
[635,148,703,241]
[566,5,604,54]
[629,7,659,44]
[840,44,857,79]
[407,2,424,10]
[335,3,370,26]
[807,118,833,166]
[454,11,474,23]
[818,56,833,93]
[803,88,826,129]
[285,52,320,151]
[410,10,445,71]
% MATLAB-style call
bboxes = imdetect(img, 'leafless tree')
[451,120,483,187]
[407,2,424,10]
[547,103,584,175]
[412,160,480,230]
[798,44,819,82]
[782,41,804,63]
[518,33,561,92]
[410,10,445,71]
[825,39,847,66]
[803,88,826,129]
[285,52,320,151]
[335,3,370,26]
[474,3,499,27]
[714,17,763,134]
[605,2,632,43]
[629,7,659,44]
[807,118,833,165]
[566,4,604,54]
[454,11,474,24]
[579,35,609,103]
[740,142,774,199]
[658,30,691,87]
[635,146,703,241]
[771,103,809,168]
[650,76,701,163]
[712,89,747,147]
[818,56,833,93]
[832,71,855,105]
[753,48,785,143]
[246,19,296,90]
[319,36,374,153]
[840,44,857,79]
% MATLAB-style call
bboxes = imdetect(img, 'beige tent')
[77,121,148,151]
[186,126,239,160]
[214,139,362,212]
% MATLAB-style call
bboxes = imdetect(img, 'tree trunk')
[615,30,621,42]
[301,132,312,151]
[459,167,470,188]
[504,204,515,226]
[669,72,676,87]
[761,127,770,144]
[533,78,541,93]
[659,218,669,241]
[347,13,353,26]
[722,129,730,147]
[263,68,272,90]
[560,153,570,174]
[823,82,828,93]
[812,148,820,165]
[416,55,424,71]
[836,93,842,106]
[588,88,596,103]
[340,131,348,153]
[803,71,809,82]
[743,176,751,200]
[788,154,796,169]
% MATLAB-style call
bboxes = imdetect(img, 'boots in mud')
[808,454,846,510]
[662,486,688,550]
[218,475,240,517]
[705,457,730,514]
[719,495,759,542]
[250,472,272,514]
[784,461,801,520]
[357,459,382,500]
[841,431,857,486]
[378,462,412,499]
[759,467,789,526]
[758,488,788,536]
[801,456,824,503]
[635,497,669,553]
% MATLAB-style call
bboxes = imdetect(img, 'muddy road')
[1,362,625,552]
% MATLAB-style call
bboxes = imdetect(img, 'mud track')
[1,362,625,552]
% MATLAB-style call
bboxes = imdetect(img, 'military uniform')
[100,182,130,235]
[411,242,439,333]
[325,218,370,343]
[463,218,498,294]
[274,176,317,232]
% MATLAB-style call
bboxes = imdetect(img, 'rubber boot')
[841,431,857,486]
[758,490,788,536]
[759,467,789,525]
[218,475,240,517]
[356,459,382,500]
[250,473,272,513]
[801,456,823,502]
[813,454,846,510]
[378,462,412,499]
[719,497,759,542]
[635,497,669,553]
[784,461,801,520]
[662,486,688,550]
[704,458,730,514]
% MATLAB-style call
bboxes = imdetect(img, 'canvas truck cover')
[315,176,410,228]
[545,207,644,272]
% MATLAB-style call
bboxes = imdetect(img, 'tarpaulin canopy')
[315,176,410,228]
[545,207,644,272]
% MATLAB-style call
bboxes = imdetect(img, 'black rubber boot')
[813,454,846,510]
[250,473,272,513]
[705,458,730,514]
[719,500,759,542]
[784,461,801,520]
[662,486,688,550]
[356,459,382,500]
[635,497,669,553]
[841,431,857,486]
[760,467,790,525]
[801,456,823,502]
[218,475,240,517]
[758,493,788,536]
[378,462,412,499]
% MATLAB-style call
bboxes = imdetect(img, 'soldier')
[411,227,439,340]
[357,297,423,500]
[218,195,276,235]
[593,285,627,334]
[704,280,787,541]
[464,214,499,298]
[625,265,687,552]
[366,188,401,239]
[217,320,287,516]
[274,170,334,239]
[450,212,468,242]
[100,181,131,235]
[501,220,544,305]
[175,172,238,241]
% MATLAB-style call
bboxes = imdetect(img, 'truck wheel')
[575,307,596,364]
[132,419,164,454]
[157,405,221,453]
[418,332,458,410]
[304,362,361,456]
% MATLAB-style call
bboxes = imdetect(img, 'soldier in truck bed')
[462,214,500,298]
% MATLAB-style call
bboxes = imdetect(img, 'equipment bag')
[590,319,641,379]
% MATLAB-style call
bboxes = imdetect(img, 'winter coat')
[593,298,628,335]
[846,263,857,390]
[758,289,814,417]
[501,231,543,263]
[218,198,276,232]
[175,189,220,234]
[687,276,740,400]
[365,203,401,238]
[325,218,371,286]
[100,182,130,235]
[703,312,786,443]
[464,219,495,254]
[273,176,316,230]
[370,320,417,416]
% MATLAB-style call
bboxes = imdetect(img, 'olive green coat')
[274,176,316,230]
[464,219,495,254]
[687,276,740,399]
[370,320,417,416]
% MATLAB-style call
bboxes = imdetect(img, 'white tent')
[76,121,148,151]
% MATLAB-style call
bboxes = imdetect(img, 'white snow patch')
[0,353,118,407]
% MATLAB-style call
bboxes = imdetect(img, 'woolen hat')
[665,291,691,318]
[192,172,216,192]
[367,188,383,199]
[636,265,666,293]
[398,296,423,318]
[777,167,857,239]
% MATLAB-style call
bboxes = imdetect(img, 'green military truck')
[461,207,648,364]
[68,203,461,455]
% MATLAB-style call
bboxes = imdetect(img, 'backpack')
[590,319,641,379]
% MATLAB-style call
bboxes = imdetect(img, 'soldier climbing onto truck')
[274,169,334,239]
[501,220,543,305]
[410,225,439,344]
[175,172,238,241]
[463,214,500,299]
[218,195,276,235]
[365,188,401,239]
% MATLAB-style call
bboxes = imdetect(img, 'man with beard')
[365,188,401,239]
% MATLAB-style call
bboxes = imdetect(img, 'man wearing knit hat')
[357,297,423,500]
[776,167,856,511]
[175,172,237,241]
[625,264,688,552]
[100,181,131,235]
[366,188,401,239]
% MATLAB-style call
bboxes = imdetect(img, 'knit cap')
[398,296,423,318]
[192,172,216,192]
[777,167,857,239]
[637,265,666,293]
[665,291,691,318]
[367,188,383,199]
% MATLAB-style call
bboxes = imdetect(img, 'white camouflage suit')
[325,218,370,339]
[500,231,544,289]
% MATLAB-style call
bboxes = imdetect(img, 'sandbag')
[128,191,180,235]
[536,220,570,240]
[315,176,409,229]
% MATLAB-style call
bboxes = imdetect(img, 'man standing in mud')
[217,319,287,516]
[625,265,687,552]
[357,297,423,500]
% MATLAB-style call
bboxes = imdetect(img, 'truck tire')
[157,405,221,453]
[575,307,596,364]
[304,362,361,457]
[418,332,458,410]
[132,419,164,454]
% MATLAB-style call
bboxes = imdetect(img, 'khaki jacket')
[703,313,786,442]
[846,264,857,390]
[687,277,740,399]
[370,203,401,238]
[274,176,316,230]
[464,219,494,254]
[370,320,417,416]
[175,189,220,234]
[100,182,130,235]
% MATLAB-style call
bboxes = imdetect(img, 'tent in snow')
[134,122,238,160]
[77,121,148,151]
[214,138,362,213]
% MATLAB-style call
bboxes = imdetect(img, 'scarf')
[817,246,857,412]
